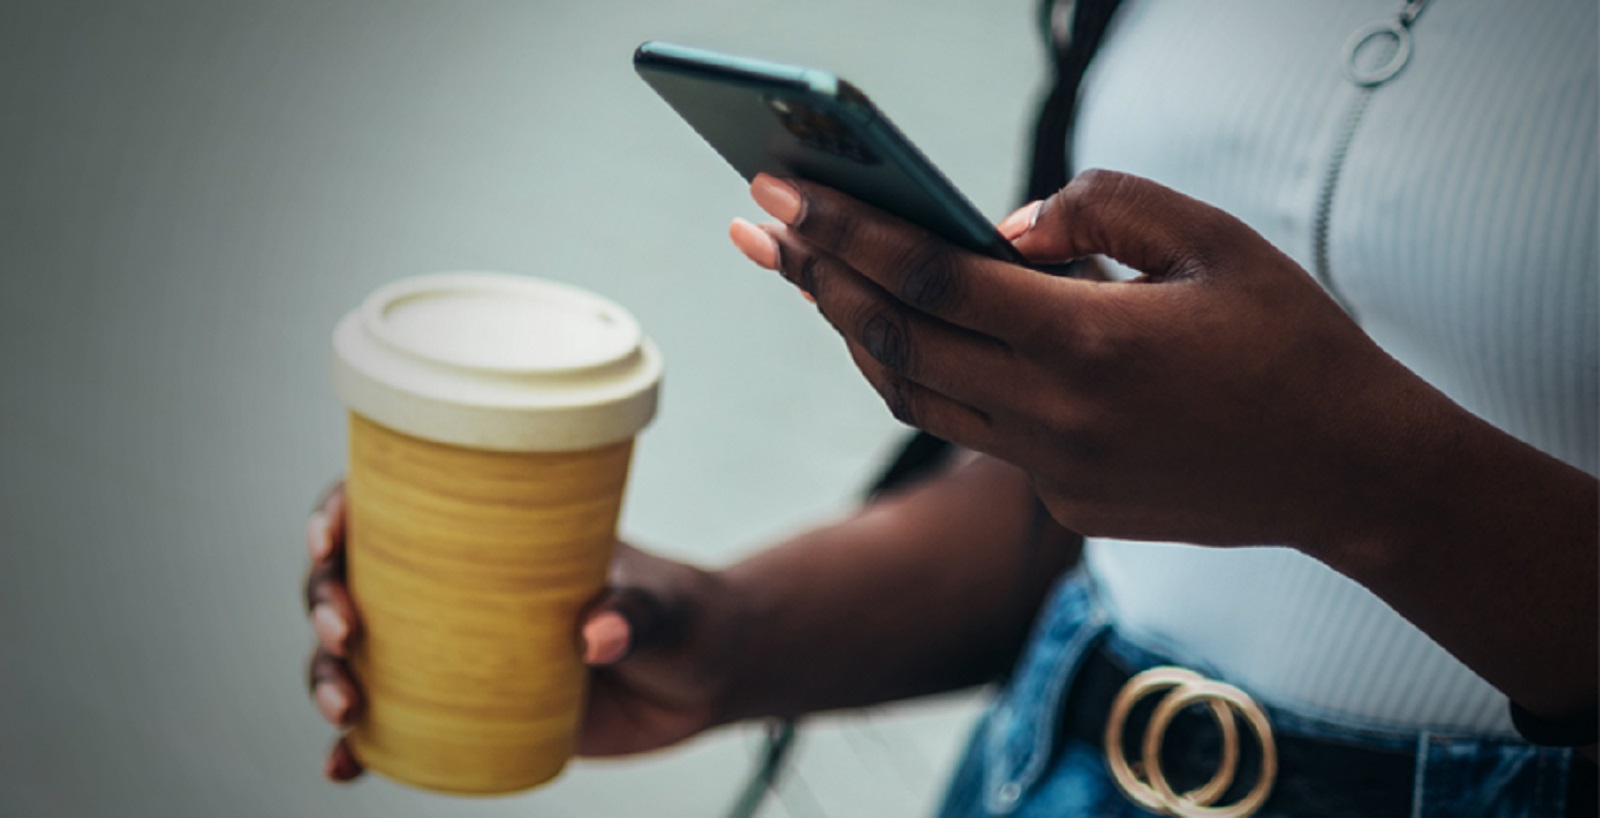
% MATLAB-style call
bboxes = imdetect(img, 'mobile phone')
[633,41,1026,264]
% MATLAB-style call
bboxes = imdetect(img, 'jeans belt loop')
[1103,666,1279,818]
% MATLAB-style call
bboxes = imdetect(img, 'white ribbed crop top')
[1073,0,1596,734]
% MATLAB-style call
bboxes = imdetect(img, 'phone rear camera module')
[766,97,880,166]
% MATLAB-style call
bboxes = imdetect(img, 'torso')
[1071,0,1597,733]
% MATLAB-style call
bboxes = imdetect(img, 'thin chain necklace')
[1310,0,1434,317]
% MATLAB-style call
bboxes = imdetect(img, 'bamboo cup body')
[344,412,633,794]
[332,272,660,795]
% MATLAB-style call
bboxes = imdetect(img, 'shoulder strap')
[1025,0,1127,202]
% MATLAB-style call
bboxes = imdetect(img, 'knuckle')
[308,649,343,690]
[1058,168,1140,245]
[878,375,918,426]
[1063,172,1104,217]
[857,306,913,373]
[304,561,342,611]
[797,202,861,255]
[794,249,824,296]
[889,243,963,312]
[1069,168,1137,205]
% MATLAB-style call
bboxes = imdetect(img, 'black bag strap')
[1025,0,1128,202]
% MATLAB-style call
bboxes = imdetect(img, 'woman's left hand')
[729,170,1458,552]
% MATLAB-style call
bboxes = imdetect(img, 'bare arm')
[729,170,1597,753]
[304,451,1077,774]
[713,452,1080,723]
[1323,393,1598,748]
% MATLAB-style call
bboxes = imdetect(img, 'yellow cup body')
[343,412,631,794]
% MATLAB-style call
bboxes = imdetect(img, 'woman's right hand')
[304,483,741,782]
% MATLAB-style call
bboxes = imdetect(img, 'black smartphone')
[634,41,1025,264]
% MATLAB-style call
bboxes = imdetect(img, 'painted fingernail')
[997,201,1043,240]
[750,174,802,224]
[307,512,330,561]
[313,604,349,653]
[315,682,350,725]
[729,217,778,269]
[582,611,630,666]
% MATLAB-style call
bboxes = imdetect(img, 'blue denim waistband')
[961,568,1578,817]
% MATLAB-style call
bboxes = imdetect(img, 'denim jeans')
[935,570,1581,817]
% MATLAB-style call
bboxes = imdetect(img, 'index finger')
[749,174,1073,339]
[306,481,347,564]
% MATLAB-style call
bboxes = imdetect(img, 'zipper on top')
[1310,0,1434,318]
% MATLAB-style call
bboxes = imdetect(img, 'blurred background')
[0,1,1044,815]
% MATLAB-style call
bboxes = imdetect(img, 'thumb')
[1011,169,1229,280]
[579,586,672,667]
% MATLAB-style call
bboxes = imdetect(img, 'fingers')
[580,586,676,666]
[305,481,365,783]
[748,174,1064,338]
[324,736,365,782]
[842,338,1002,452]
[308,647,362,729]
[581,610,631,666]
[306,481,346,564]
[306,573,359,657]
[305,481,360,657]
[1011,169,1236,278]
[750,223,1018,408]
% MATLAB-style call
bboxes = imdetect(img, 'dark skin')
[305,451,1079,778]
[307,168,1596,778]
[730,169,1597,753]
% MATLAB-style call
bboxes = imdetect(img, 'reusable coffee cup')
[331,272,662,794]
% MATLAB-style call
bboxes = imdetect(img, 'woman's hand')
[729,168,1597,750]
[729,170,1461,553]
[304,484,738,781]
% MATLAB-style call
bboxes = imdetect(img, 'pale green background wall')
[0,2,1044,815]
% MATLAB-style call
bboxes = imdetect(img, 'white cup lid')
[333,272,662,452]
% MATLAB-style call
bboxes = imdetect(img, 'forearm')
[714,453,1080,723]
[1323,388,1597,733]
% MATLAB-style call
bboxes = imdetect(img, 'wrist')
[698,561,768,727]
[1294,359,1465,571]
[1309,364,1597,593]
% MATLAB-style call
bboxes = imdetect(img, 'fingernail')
[307,512,330,561]
[800,289,815,303]
[729,217,778,269]
[315,682,350,725]
[998,201,1043,240]
[582,612,629,666]
[750,174,802,224]
[326,743,363,781]
[313,604,349,653]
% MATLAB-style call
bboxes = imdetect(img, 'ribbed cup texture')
[344,412,631,794]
